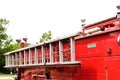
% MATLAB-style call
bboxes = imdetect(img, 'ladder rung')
[5,36,78,67]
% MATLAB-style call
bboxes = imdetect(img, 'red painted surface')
[16,17,120,80]
[53,42,59,62]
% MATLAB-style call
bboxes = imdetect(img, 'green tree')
[11,43,21,50]
[40,30,52,43]
[0,18,20,73]
[0,18,11,73]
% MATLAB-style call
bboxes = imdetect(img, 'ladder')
[5,33,81,68]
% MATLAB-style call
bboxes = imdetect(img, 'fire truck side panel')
[104,56,120,80]
[18,58,106,80]
[17,30,120,80]
[75,31,120,80]
[75,31,120,59]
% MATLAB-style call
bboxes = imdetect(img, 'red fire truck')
[4,5,120,80]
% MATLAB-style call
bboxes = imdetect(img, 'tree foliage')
[40,30,52,43]
[0,18,11,73]
[0,18,20,73]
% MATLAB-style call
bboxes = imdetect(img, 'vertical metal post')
[17,53,19,65]
[12,54,14,66]
[5,55,8,66]
[24,50,26,65]
[81,19,86,35]
[36,48,38,64]
[9,55,12,75]
[34,48,36,64]
[7,55,10,65]
[41,46,44,63]
[9,55,12,65]
[49,43,53,63]
[116,5,120,27]
[15,53,18,65]
[29,49,31,64]
[19,52,22,65]
[117,5,120,19]
[34,47,38,64]
[59,41,63,63]
[70,37,75,62]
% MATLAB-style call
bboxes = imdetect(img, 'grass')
[0,78,15,80]
[0,73,15,80]
[0,73,10,76]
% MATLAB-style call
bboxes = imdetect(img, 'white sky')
[0,0,120,44]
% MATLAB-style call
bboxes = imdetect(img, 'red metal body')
[5,17,120,80]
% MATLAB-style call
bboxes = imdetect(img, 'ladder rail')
[5,36,80,68]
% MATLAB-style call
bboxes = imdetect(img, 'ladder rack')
[5,33,81,68]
